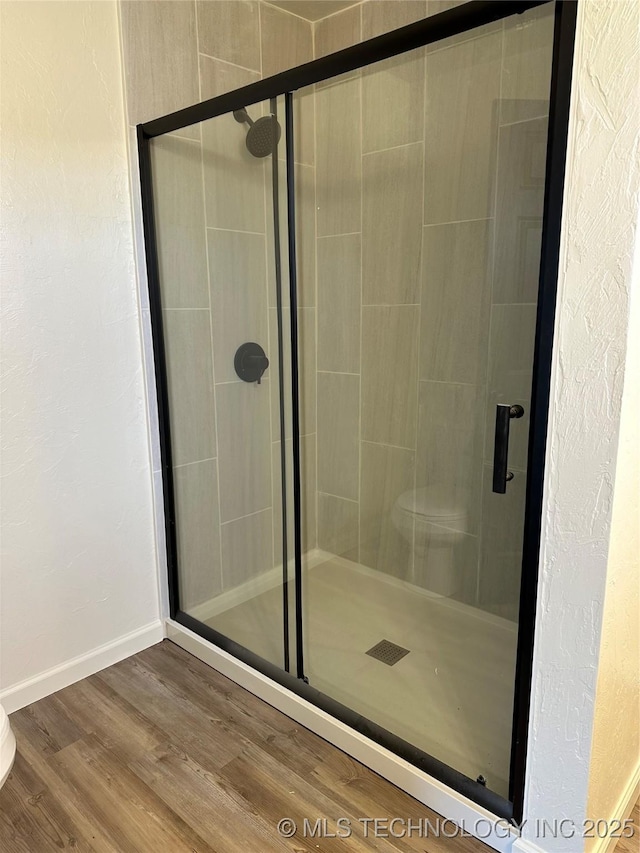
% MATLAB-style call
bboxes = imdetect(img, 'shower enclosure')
[139,0,576,824]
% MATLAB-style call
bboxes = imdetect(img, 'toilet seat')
[396,486,467,529]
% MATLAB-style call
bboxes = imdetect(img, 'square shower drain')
[365,639,410,666]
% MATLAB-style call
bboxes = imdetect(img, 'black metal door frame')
[137,0,578,823]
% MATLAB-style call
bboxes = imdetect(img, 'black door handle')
[492,404,525,494]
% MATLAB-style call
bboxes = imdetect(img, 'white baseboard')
[512,838,548,853]
[589,763,640,853]
[0,705,16,788]
[166,618,521,853]
[0,620,165,714]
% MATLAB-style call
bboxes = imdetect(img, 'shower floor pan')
[207,552,517,799]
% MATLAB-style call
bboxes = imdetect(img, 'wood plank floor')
[0,640,636,853]
[0,641,489,852]
[612,801,640,853]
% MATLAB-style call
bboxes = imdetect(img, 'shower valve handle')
[246,354,269,384]
[492,404,524,494]
[234,342,269,384]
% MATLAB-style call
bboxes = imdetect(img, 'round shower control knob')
[234,342,269,384]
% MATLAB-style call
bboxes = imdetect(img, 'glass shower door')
[142,0,568,814]
[297,4,556,799]
[149,95,296,670]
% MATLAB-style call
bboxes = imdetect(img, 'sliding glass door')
[140,0,574,819]
[296,4,555,799]
[148,94,296,670]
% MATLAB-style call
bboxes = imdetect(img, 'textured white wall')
[0,1,160,705]
[0,1,636,837]
[518,1,640,850]
[586,212,640,839]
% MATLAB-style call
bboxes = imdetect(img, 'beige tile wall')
[119,0,315,610]
[121,0,554,621]
[313,0,555,618]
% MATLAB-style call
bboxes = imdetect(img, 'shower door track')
[138,0,577,832]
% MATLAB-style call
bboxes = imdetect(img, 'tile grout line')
[361,438,417,454]
[195,0,202,102]
[261,62,280,573]
[257,2,280,576]
[162,307,210,312]
[357,3,363,565]
[206,226,267,236]
[317,230,362,239]
[254,1,279,570]
[215,377,269,387]
[499,111,550,129]
[313,0,362,27]
[174,456,218,471]
[419,378,483,388]
[361,303,421,308]
[258,1,264,78]
[312,78,319,556]
[195,1,226,592]
[475,19,507,607]
[362,139,424,158]
[492,302,538,308]
[317,490,360,507]
[312,16,320,557]
[271,429,318,445]
[261,0,317,25]
[413,35,430,585]
[423,216,494,228]
[220,506,273,527]
[198,51,261,77]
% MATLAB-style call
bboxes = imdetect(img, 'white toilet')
[392,484,468,597]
